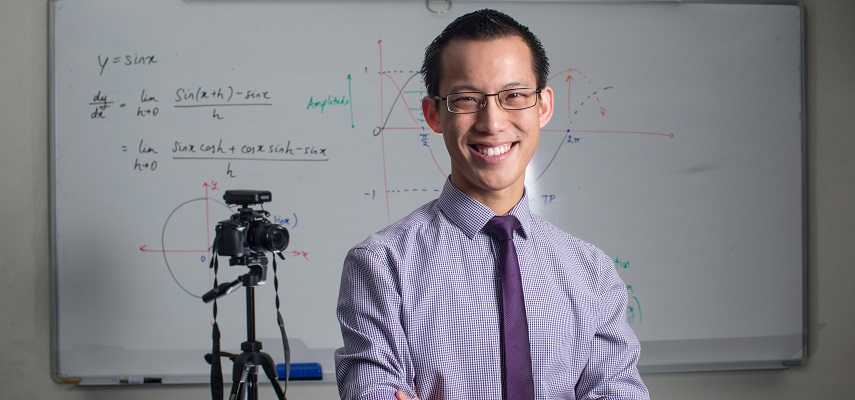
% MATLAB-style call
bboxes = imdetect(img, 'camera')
[216,190,289,260]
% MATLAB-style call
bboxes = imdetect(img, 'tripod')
[204,256,286,400]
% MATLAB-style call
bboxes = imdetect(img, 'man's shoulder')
[352,200,442,251]
[528,214,609,261]
[528,214,580,244]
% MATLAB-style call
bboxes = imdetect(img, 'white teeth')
[478,144,511,156]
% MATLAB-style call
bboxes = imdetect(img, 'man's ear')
[422,96,443,134]
[538,86,555,128]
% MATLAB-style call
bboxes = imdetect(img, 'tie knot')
[484,215,520,241]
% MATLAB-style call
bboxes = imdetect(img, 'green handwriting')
[306,94,350,113]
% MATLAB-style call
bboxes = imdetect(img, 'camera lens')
[247,222,289,253]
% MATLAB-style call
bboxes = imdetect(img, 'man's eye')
[455,96,479,103]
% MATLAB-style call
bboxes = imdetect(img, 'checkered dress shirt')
[335,180,649,400]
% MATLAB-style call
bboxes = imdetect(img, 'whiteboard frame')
[48,0,808,384]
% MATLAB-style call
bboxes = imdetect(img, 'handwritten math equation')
[88,85,273,121]
[124,138,329,177]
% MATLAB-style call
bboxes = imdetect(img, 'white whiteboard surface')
[50,0,805,383]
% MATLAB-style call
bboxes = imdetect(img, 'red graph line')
[380,126,447,177]
[381,73,421,126]
[204,190,213,282]
[378,40,384,127]
[566,74,573,114]
[548,68,595,116]
[428,147,446,178]
[548,68,571,81]
[204,185,211,254]
[548,68,590,84]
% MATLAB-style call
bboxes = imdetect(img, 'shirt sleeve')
[576,248,650,400]
[334,244,416,400]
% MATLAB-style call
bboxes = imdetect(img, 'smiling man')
[335,9,649,400]
[423,33,548,217]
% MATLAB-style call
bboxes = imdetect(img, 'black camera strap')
[209,247,224,400]
[272,253,291,393]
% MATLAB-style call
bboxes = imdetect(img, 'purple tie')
[484,215,535,400]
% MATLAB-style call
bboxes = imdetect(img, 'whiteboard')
[50,0,805,383]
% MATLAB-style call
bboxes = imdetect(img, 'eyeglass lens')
[446,88,538,113]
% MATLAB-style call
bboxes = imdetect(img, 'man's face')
[423,36,554,203]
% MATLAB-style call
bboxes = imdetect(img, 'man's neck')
[449,179,525,216]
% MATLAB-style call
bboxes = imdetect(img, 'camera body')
[216,190,289,261]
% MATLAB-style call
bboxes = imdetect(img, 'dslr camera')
[216,190,290,264]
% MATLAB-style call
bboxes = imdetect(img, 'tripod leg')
[255,352,286,400]
[229,353,251,400]
[228,371,246,400]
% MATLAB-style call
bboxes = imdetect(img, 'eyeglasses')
[434,88,541,114]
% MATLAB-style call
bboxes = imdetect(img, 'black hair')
[421,9,549,97]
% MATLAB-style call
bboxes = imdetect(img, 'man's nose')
[475,94,508,132]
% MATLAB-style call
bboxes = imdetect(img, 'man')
[335,9,649,400]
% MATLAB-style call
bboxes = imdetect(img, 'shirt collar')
[436,178,533,240]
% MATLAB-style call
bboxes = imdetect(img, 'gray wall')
[1,0,852,398]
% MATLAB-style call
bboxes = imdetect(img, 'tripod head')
[202,253,269,304]
[230,253,269,287]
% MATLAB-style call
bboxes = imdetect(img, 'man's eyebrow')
[446,84,480,94]
[446,82,530,93]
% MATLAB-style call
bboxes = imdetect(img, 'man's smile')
[472,142,515,157]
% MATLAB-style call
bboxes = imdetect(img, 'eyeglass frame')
[433,88,542,114]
